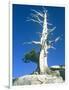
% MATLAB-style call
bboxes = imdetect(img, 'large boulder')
[13,65,65,85]
[13,74,64,85]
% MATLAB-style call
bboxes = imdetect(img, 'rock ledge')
[13,74,64,85]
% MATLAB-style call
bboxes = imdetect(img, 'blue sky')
[13,4,65,78]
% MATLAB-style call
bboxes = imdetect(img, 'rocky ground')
[13,65,65,86]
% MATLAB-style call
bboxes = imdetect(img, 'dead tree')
[23,8,61,74]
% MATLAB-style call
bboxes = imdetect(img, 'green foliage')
[22,49,39,64]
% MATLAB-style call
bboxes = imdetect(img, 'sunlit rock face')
[13,66,65,86]
[13,74,63,85]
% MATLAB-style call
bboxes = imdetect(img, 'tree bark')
[39,13,48,74]
[39,49,48,74]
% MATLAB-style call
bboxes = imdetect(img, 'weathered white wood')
[26,9,58,74]
[39,12,48,74]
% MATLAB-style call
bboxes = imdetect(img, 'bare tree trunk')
[39,49,48,74]
[39,49,45,74]
[44,56,48,67]
[27,10,49,74]
[39,13,48,74]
